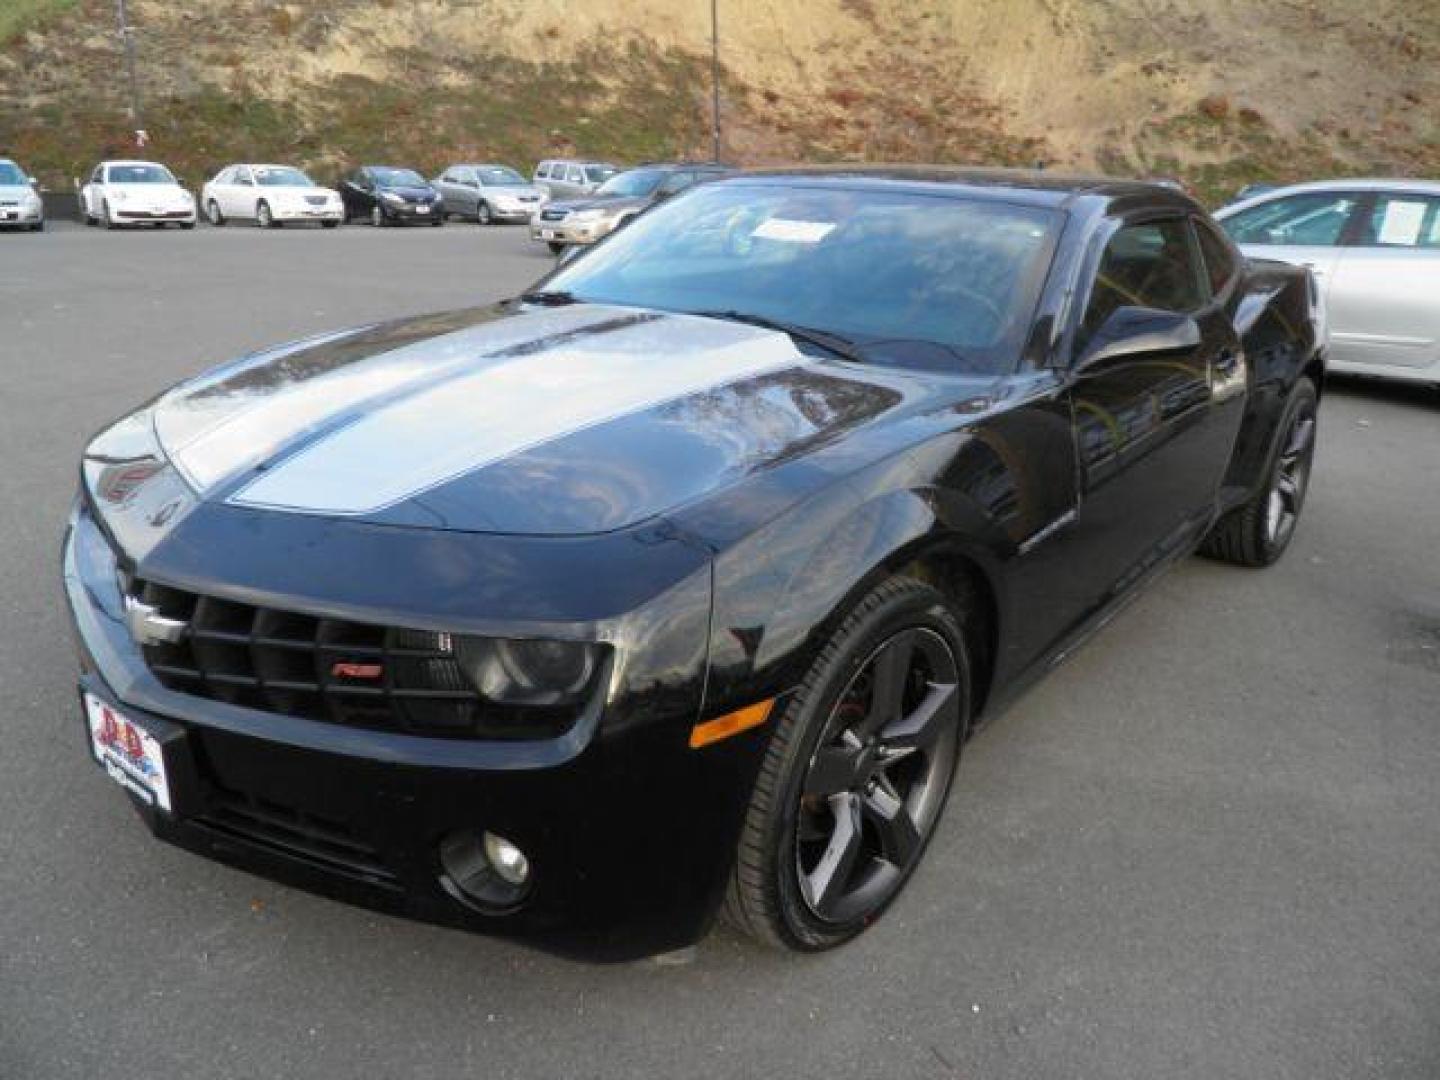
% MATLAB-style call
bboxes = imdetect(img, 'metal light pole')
[710,0,721,162]
[115,0,141,129]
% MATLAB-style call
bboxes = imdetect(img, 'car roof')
[1216,177,1440,216]
[716,165,1198,211]
[102,160,169,168]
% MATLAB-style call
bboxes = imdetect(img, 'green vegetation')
[0,0,75,44]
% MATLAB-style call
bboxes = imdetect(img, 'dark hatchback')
[338,165,444,227]
[64,168,1323,957]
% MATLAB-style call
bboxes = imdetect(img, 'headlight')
[381,191,405,204]
[456,637,604,706]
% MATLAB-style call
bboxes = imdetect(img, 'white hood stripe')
[229,322,803,516]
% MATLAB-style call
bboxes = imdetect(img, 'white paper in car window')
[753,218,835,243]
[1377,200,1426,246]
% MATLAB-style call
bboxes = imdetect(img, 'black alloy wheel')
[794,626,961,924]
[1201,378,1318,567]
[725,575,972,951]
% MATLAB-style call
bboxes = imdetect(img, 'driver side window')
[1082,218,1205,342]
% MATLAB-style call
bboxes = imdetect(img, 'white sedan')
[201,164,344,228]
[82,160,196,229]
[1216,179,1440,385]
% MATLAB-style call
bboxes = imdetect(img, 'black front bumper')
[63,505,768,959]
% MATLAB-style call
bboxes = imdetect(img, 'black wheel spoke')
[804,746,866,796]
[802,792,864,918]
[862,630,915,736]
[878,681,959,757]
[862,785,922,869]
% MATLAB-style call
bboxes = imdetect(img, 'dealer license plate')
[85,693,172,812]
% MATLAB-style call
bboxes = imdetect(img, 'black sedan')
[63,168,1323,957]
[337,165,444,227]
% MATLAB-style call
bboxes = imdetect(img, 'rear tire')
[1200,378,1318,567]
[322,220,339,229]
[723,575,972,951]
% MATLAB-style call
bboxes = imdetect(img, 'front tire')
[476,201,492,225]
[102,200,120,230]
[371,205,386,227]
[1200,378,1318,567]
[206,200,225,227]
[256,201,276,228]
[724,575,972,951]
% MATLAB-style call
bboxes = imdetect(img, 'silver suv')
[533,160,618,201]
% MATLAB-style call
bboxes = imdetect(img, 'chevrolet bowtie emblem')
[124,596,189,648]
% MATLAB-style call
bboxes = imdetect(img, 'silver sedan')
[1215,179,1440,384]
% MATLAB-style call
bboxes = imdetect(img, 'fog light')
[438,828,533,914]
[483,831,530,886]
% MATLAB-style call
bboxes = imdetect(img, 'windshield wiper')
[518,289,581,306]
[688,309,866,364]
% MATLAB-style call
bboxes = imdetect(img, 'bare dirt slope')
[3,0,1437,202]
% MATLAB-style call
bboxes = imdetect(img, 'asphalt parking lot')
[2,219,1438,1080]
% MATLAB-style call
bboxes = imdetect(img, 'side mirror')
[1078,306,1201,368]
[29,176,39,188]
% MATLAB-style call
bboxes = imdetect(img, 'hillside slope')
[3,0,1437,203]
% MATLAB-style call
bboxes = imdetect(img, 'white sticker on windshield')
[752,218,836,243]
[1378,200,1426,246]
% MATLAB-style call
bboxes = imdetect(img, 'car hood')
[488,185,547,200]
[379,185,437,199]
[128,303,937,537]
[0,183,34,199]
[106,182,190,200]
[551,194,647,214]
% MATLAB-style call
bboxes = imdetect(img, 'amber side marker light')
[689,698,775,749]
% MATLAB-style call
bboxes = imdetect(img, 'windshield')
[542,183,1061,374]
[107,164,175,184]
[254,166,313,187]
[596,169,665,198]
[584,164,618,184]
[477,166,526,186]
[372,167,427,187]
[0,162,25,185]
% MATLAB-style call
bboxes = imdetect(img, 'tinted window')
[1356,194,1440,249]
[1084,218,1204,337]
[1194,217,1238,294]
[1221,192,1360,247]
[657,172,695,196]
[544,184,1061,374]
[596,169,666,198]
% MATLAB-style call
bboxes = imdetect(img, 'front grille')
[518,194,540,203]
[195,781,400,888]
[540,208,567,221]
[304,194,329,206]
[130,579,556,739]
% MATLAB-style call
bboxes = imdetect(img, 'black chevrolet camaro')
[64,168,1323,957]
